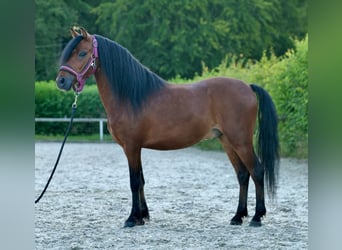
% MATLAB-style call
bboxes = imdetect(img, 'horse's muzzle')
[56,75,74,91]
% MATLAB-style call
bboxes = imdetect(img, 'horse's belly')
[143,136,201,150]
[142,125,221,150]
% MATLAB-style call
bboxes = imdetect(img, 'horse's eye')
[78,51,87,58]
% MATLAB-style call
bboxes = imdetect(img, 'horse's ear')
[80,27,90,39]
[70,27,80,38]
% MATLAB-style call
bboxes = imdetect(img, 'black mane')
[94,35,166,112]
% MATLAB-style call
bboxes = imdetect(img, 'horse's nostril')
[57,77,66,88]
[56,76,72,91]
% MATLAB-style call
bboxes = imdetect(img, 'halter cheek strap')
[59,36,98,93]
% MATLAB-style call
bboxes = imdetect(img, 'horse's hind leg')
[235,146,266,227]
[229,151,250,225]
[249,156,266,227]
[220,137,250,225]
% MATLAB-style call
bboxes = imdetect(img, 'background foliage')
[35,0,307,80]
[35,81,107,135]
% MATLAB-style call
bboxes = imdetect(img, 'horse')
[56,27,279,227]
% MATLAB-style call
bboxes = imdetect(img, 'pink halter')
[59,36,98,93]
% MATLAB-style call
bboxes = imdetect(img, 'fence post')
[99,120,103,141]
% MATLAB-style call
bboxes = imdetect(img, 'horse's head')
[56,27,98,92]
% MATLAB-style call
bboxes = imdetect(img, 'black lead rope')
[35,93,79,204]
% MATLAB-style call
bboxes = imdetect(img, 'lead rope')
[35,92,79,204]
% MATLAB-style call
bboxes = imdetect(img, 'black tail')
[250,84,280,199]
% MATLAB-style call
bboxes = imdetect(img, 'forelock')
[60,35,84,65]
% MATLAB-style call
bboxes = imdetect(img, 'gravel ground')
[35,142,308,249]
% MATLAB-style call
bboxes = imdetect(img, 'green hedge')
[35,82,108,135]
[35,36,307,158]
[266,37,308,158]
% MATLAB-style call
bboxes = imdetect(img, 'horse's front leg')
[123,146,149,227]
[139,170,150,221]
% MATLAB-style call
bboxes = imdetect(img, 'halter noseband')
[59,36,98,93]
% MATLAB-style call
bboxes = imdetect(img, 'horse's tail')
[250,84,280,199]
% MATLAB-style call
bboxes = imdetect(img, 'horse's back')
[199,77,256,104]
[191,77,258,122]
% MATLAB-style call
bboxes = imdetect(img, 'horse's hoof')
[249,219,262,227]
[124,218,144,228]
[142,212,150,221]
[230,214,245,225]
[124,221,135,228]
[230,219,242,226]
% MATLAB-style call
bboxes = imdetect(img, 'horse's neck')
[94,70,121,116]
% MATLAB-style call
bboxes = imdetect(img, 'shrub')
[35,81,108,135]
[266,36,308,157]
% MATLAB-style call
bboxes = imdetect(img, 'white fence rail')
[35,117,108,141]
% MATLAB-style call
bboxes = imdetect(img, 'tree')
[93,0,307,79]
[35,0,96,80]
[35,0,308,80]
